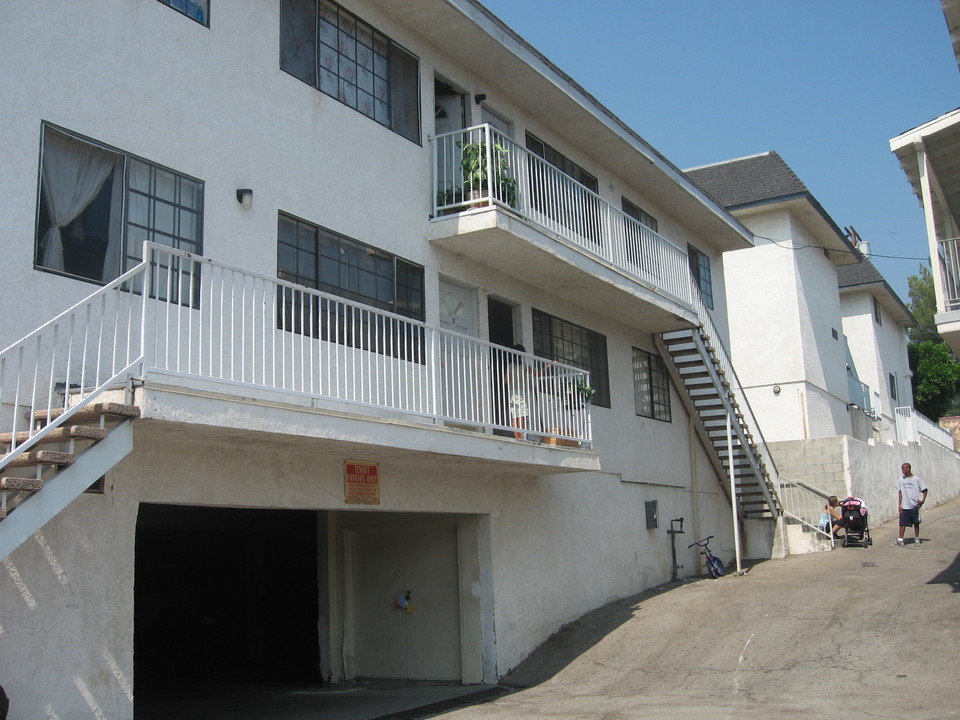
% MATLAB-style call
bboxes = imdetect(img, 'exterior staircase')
[657,326,781,519]
[0,402,138,560]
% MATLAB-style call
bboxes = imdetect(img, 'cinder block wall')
[769,438,847,499]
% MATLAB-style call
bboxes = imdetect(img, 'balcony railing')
[938,237,960,312]
[0,244,592,473]
[847,375,874,416]
[431,124,692,306]
[894,406,954,450]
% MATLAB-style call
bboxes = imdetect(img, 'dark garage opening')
[134,504,321,699]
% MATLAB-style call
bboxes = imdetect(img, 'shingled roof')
[837,257,915,326]
[685,151,809,209]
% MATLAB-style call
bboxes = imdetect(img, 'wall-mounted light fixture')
[772,385,781,395]
[846,402,860,412]
[474,93,487,105]
[236,188,253,210]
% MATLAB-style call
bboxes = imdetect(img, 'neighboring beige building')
[938,415,960,450]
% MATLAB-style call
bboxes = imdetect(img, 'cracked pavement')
[439,497,960,720]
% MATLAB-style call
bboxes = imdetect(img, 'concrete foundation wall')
[772,435,960,532]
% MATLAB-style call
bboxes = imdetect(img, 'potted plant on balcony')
[459,140,518,209]
[436,186,465,216]
[576,378,597,405]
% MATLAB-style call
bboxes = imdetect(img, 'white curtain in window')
[40,130,120,273]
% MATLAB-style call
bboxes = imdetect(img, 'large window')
[621,197,661,278]
[280,0,421,143]
[157,0,208,25]
[526,132,601,242]
[526,133,598,193]
[277,214,424,358]
[532,310,610,408]
[278,214,423,319]
[621,198,657,233]
[633,348,671,422]
[35,126,203,285]
[688,244,714,309]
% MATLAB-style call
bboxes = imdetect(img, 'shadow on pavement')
[927,548,960,592]
[499,560,769,690]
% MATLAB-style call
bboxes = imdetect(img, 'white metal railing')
[0,264,146,469]
[431,124,691,305]
[895,406,954,450]
[938,237,960,311]
[0,244,592,475]
[777,479,834,543]
[687,289,781,506]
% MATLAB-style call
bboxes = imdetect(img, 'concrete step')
[1,425,109,447]
[5,449,76,468]
[32,403,140,424]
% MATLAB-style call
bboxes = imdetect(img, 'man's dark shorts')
[899,507,921,527]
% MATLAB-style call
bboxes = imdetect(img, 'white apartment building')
[686,151,863,442]
[837,257,915,440]
[0,1,793,717]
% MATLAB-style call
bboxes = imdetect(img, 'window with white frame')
[280,0,421,143]
[35,125,203,285]
[688,244,713,309]
[157,0,208,24]
[633,348,671,422]
[889,372,898,402]
[532,309,610,408]
[873,296,882,325]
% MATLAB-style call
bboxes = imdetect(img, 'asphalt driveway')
[439,497,960,720]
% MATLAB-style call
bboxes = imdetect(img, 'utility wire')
[754,235,930,262]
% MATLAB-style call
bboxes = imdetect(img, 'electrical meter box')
[645,500,658,529]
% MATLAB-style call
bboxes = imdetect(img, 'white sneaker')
[895,539,904,547]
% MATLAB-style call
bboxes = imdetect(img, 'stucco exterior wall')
[0,418,739,716]
[839,290,913,436]
[0,1,761,717]
[724,208,852,442]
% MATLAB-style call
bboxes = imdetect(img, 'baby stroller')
[840,496,871,547]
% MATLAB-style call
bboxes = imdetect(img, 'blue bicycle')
[688,536,726,578]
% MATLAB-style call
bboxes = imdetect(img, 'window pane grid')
[633,348,671,422]
[124,161,202,270]
[532,309,609,408]
[285,0,416,139]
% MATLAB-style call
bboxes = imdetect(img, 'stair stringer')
[0,419,133,561]
[654,334,735,509]
[656,329,780,518]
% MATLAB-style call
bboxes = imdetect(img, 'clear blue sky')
[479,0,960,304]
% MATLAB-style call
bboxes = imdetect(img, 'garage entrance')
[134,504,321,696]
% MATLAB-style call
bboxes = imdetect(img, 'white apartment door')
[438,281,484,425]
[348,524,462,681]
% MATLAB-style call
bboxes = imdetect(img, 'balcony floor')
[132,376,601,478]
[429,207,698,335]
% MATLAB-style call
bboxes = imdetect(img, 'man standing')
[896,463,928,547]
